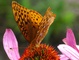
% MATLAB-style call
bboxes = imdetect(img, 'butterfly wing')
[12,1,43,43]
[30,8,56,47]
[12,1,56,46]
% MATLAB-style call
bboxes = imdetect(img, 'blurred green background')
[0,0,79,59]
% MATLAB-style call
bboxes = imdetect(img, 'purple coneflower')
[58,28,79,60]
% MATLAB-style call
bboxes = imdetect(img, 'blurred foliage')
[0,0,79,59]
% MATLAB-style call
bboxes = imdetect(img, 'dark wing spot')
[21,10,23,12]
[36,18,38,20]
[24,10,26,13]
[27,12,29,14]
[15,12,17,16]
[19,10,20,12]
[18,18,20,21]
[24,14,26,17]
[35,22,37,24]
[33,25,35,28]
[21,13,23,15]
[19,15,21,17]
[25,22,28,24]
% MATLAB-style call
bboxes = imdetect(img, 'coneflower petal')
[58,44,79,60]
[3,29,20,60]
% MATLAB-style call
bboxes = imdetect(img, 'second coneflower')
[58,28,79,60]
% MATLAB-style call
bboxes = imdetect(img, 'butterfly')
[12,1,56,47]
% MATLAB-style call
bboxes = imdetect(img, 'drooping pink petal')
[58,44,79,60]
[63,28,79,52]
[3,29,20,60]
[59,54,69,60]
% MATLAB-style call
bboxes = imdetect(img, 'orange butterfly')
[12,1,56,47]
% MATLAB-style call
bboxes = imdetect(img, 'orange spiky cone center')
[20,44,59,60]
